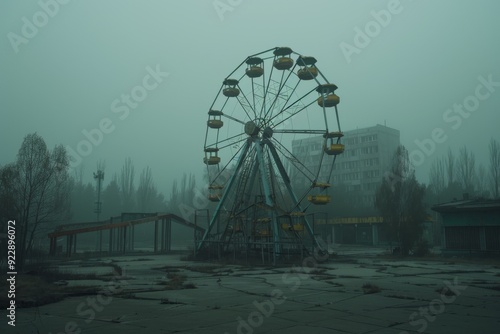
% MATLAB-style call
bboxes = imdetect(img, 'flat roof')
[432,199,500,213]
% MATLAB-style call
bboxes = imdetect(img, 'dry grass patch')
[362,283,381,294]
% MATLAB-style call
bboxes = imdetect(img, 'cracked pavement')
[3,249,500,333]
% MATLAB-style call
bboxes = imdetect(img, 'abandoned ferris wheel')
[197,47,344,261]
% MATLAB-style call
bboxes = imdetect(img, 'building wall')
[291,124,400,208]
[441,212,500,227]
[440,211,500,252]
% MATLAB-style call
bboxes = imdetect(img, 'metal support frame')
[197,139,251,251]
[255,139,280,259]
[266,140,323,252]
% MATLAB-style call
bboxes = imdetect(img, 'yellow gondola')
[253,217,272,236]
[246,57,264,78]
[317,94,340,107]
[246,66,264,78]
[223,78,240,97]
[274,57,294,70]
[208,194,220,201]
[273,47,294,70]
[207,110,223,129]
[204,147,220,165]
[285,212,306,231]
[208,184,223,202]
[307,194,331,205]
[256,229,272,236]
[208,119,223,129]
[204,156,220,165]
[308,182,331,205]
[324,143,345,156]
[316,83,340,107]
[297,66,318,80]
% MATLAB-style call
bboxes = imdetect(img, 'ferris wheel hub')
[263,127,273,138]
[244,121,260,136]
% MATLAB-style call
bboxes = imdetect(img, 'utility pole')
[94,170,104,221]
[94,169,104,254]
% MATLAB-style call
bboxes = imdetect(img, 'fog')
[2,0,500,194]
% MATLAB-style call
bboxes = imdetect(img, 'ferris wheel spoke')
[258,56,283,120]
[233,149,258,211]
[264,147,286,209]
[268,85,318,127]
[216,137,247,151]
[263,67,298,121]
[267,140,315,212]
[206,132,246,150]
[271,97,317,128]
[266,79,300,121]
[222,113,246,125]
[210,141,249,186]
[273,129,326,135]
[263,70,287,121]
[271,139,316,182]
[236,87,257,120]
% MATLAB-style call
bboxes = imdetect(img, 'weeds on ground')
[362,283,381,294]
[158,273,197,290]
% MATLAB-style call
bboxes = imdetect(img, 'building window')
[363,170,380,179]
[347,137,359,145]
[361,146,378,155]
[361,134,378,143]
[364,158,379,167]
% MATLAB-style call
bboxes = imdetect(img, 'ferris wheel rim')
[204,46,342,205]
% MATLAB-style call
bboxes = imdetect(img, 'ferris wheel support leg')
[242,157,260,205]
[255,141,281,258]
[197,140,251,252]
[266,140,324,253]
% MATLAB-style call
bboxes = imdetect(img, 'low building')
[314,216,436,247]
[432,199,500,254]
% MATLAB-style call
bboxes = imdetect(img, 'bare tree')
[375,145,426,255]
[475,164,488,197]
[457,146,475,194]
[72,165,84,184]
[429,158,446,196]
[137,166,156,212]
[120,158,135,211]
[101,174,122,218]
[167,173,197,219]
[489,138,500,198]
[0,133,71,269]
[445,148,455,188]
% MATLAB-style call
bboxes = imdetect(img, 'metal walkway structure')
[48,213,204,257]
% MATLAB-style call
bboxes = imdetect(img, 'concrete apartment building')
[291,124,400,209]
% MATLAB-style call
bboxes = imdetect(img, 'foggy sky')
[1,0,500,195]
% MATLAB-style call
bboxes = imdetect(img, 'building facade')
[291,124,400,209]
[432,199,500,254]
